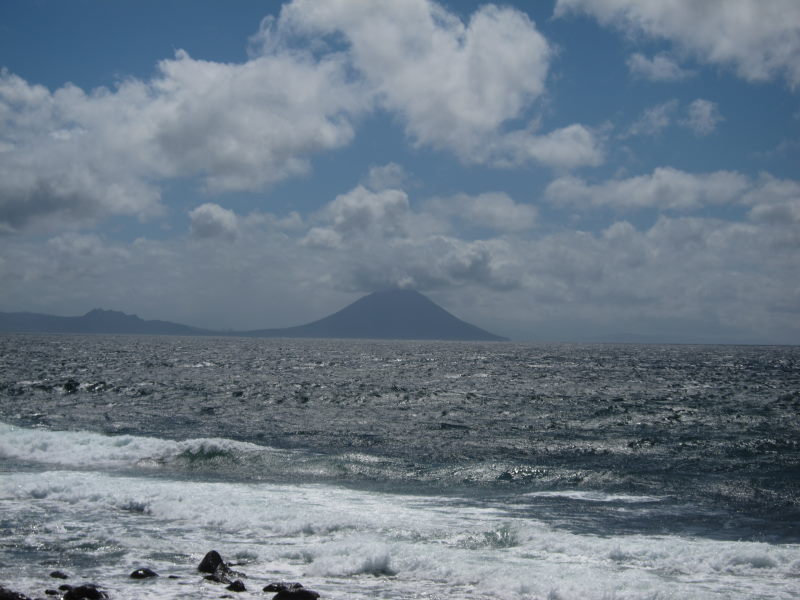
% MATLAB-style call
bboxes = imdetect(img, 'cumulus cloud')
[0,47,364,232]
[2,161,799,341]
[627,52,693,81]
[623,99,723,138]
[427,192,538,232]
[320,185,411,237]
[681,99,723,136]
[492,123,605,169]
[546,168,800,220]
[555,0,800,88]
[189,203,239,240]
[3,178,799,342]
[0,1,607,233]
[625,100,678,137]
[274,0,602,169]
[363,163,410,192]
[295,182,526,292]
[277,1,550,153]
[546,167,751,211]
[745,173,800,225]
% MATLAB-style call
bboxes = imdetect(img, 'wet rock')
[63,379,80,394]
[272,589,320,600]
[130,568,158,579]
[48,572,69,580]
[44,591,59,596]
[198,550,226,574]
[226,581,246,592]
[263,583,304,593]
[62,585,107,600]
[204,572,231,585]
[57,586,72,592]
[0,587,32,600]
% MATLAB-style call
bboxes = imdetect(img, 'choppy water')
[1,335,799,599]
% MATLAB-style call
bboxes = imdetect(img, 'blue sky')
[1,0,798,343]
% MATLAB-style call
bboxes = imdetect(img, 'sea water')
[0,335,798,599]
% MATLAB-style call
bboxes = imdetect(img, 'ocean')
[1,334,798,599]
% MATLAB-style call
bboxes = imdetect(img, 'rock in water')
[263,583,304,593]
[130,567,159,579]
[226,580,246,592]
[273,589,320,600]
[49,571,69,580]
[62,585,107,600]
[0,587,32,600]
[198,550,226,573]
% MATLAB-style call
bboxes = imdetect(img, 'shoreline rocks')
[2,550,324,600]
[129,568,158,580]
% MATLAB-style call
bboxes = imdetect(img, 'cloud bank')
[0,0,603,234]
[556,0,800,88]
[2,166,798,342]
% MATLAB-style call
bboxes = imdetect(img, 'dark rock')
[272,589,320,600]
[198,550,226,574]
[62,585,106,600]
[203,573,231,585]
[63,379,80,394]
[0,587,32,600]
[57,586,72,592]
[263,583,304,593]
[130,568,158,579]
[44,591,59,596]
[226,581,246,592]
[48,572,69,580]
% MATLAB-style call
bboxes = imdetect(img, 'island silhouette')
[0,289,508,341]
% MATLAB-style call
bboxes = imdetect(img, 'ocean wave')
[0,421,280,473]
[1,469,798,599]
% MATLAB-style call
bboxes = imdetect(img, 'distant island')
[0,289,508,341]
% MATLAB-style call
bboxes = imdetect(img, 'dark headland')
[0,290,508,341]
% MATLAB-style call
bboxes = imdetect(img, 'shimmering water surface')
[1,335,799,599]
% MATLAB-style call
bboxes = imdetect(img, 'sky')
[1,0,799,344]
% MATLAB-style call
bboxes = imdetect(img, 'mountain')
[243,289,508,341]
[0,291,508,341]
[0,308,213,336]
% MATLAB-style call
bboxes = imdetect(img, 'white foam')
[2,467,799,600]
[0,421,277,471]
[524,490,664,503]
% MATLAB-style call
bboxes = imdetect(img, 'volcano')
[244,289,508,341]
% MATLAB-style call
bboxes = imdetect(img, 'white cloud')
[546,167,751,211]
[493,123,605,169]
[0,47,364,232]
[681,99,723,136]
[2,171,799,342]
[745,173,800,225]
[0,1,606,234]
[278,1,551,153]
[189,203,239,240]
[556,0,800,88]
[427,192,538,232]
[625,100,678,137]
[363,163,410,192]
[321,185,411,237]
[627,52,693,81]
[623,99,722,138]
[275,0,602,169]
